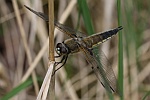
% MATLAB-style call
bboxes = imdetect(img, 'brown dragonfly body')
[63,27,122,54]
[25,5,123,95]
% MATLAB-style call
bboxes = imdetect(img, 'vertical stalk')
[117,0,124,99]
[48,0,55,100]
[49,0,54,60]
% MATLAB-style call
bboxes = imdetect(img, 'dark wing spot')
[101,82,115,93]
[110,86,115,93]
[101,82,105,88]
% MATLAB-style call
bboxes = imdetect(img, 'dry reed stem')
[71,60,92,84]
[0,0,16,75]
[96,82,103,100]
[36,62,54,100]
[58,0,77,23]
[56,57,79,100]
[123,53,130,99]
[48,0,54,61]
[58,0,67,19]
[139,62,150,83]
[21,39,49,82]
[55,77,63,99]
[42,78,50,100]
[82,76,97,98]
[12,0,39,95]
[0,9,24,23]
[123,42,150,99]
[131,61,150,91]
[74,74,96,91]
[13,45,25,99]
[46,0,55,100]
[78,56,88,98]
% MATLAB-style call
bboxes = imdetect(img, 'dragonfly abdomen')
[101,26,123,40]
[83,26,123,48]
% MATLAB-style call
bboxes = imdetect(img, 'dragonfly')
[24,5,123,95]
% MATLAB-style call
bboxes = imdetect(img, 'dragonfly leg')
[55,55,66,66]
[52,55,68,76]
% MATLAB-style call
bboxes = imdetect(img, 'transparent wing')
[80,45,119,95]
[92,47,119,92]
[24,5,49,22]
[54,21,87,38]
[24,5,87,38]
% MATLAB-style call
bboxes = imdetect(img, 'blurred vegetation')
[0,0,150,100]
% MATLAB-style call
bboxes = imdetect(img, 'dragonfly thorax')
[56,43,69,56]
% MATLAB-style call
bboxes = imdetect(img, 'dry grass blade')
[0,9,24,23]
[21,39,49,82]
[12,0,39,95]
[36,62,54,100]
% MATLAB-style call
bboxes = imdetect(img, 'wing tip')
[24,5,49,22]
[24,5,39,16]
[101,81,122,97]
[24,5,33,12]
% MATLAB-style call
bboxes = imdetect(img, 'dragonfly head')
[56,43,69,56]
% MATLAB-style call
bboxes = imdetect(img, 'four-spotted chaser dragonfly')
[25,5,123,95]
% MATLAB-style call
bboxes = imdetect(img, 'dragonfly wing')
[54,21,87,38]
[24,5,49,22]
[24,5,87,38]
[80,46,118,94]
[92,47,119,93]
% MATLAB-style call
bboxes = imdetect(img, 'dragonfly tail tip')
[118,26,123,31]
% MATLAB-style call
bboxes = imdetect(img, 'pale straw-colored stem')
[12,0,39,95]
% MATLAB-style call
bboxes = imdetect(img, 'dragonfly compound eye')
[61,47,68,53]
[56,47,61,54]
[56,43,69,55]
